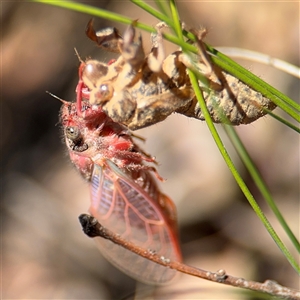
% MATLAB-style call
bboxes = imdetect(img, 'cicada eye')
[82,60,108,87]
[65,126,88,152]
[65,126,81,142]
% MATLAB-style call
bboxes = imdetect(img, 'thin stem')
[79,214,300,299]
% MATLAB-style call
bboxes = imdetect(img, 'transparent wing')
[89,161,181,285]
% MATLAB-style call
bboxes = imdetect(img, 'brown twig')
[79,214,300,300]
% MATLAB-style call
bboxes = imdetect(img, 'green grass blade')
[188,69,300,274]
[224,125,300,253]
[169,0,183,39]
[130,0,173,25]
[264,109,300,133]
[33,0,133,25]
[154,0,171,17]
[32,0,163,36]
[208,47,300,117]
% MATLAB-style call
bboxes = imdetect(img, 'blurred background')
[2,1,299,299]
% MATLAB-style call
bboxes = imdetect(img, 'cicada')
[76,20,276,130]
[60,96,181,284]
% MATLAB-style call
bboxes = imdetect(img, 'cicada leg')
[147,22,167,73]
[86,19,122,53]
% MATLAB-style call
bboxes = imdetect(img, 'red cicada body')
[60,92,181,284]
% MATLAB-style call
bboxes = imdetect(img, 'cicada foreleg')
[147,22,168,73]
[86,19,122,53]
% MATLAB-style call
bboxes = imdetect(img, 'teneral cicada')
[60,95,181,284]
[77,20,276,130]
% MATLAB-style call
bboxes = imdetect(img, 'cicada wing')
[89,161,181,285]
